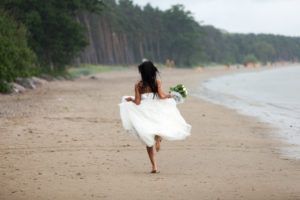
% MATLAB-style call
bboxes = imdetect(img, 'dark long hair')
[138,61,159,96]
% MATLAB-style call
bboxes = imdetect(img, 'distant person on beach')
[119,61,191,173]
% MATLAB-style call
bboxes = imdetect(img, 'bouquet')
[169,84,188,104]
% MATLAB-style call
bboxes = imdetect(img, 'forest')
[1,0,300,91]
[76,0,300,66]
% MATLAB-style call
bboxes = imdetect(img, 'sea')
[194,66,300,159]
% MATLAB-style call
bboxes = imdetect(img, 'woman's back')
[137,80,156,94]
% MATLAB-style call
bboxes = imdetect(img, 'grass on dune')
[68,64,128,79]
[68,63,204,80]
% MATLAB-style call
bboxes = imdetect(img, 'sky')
[132,0,300,37]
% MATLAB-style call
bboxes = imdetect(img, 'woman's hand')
[125,97,133,102]
[167,94,173,98]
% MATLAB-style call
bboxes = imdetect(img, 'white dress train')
[119,93,191,147]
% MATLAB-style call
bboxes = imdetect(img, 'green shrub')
[0,8,37,92]
[0,80,12,93]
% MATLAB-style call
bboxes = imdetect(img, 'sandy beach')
[1,66,300,200]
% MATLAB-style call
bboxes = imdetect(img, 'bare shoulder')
[135,80,141,86]
[135,81,142,91]
[156,80,162,87]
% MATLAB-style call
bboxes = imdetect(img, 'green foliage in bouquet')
[169,84,187,98]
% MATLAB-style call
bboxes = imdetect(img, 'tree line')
[77,0,300,66]
[199,25,300,65]
[1,0,300,92]
[75,1,203,66]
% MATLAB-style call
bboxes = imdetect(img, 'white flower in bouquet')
[169,84,188,104]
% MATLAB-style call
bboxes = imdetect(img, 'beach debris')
[31,76,47,86]
[55,76,65,81]
[1,73,67,94]
[15,77,36,89]
[40,74,54,81]
[8,82,26,93]
[166,59,175,68]
[224,64,230,70]
[195,66,203,72]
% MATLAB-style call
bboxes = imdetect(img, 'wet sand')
[1,66,300,200]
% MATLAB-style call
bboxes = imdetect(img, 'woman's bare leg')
[155,135,162,152]
[146,146,157,172]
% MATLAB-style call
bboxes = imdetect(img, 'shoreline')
[190,65,300,160]
[1,66,300,199]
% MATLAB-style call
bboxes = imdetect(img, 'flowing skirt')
[119,93,191,147]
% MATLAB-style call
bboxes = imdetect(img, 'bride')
[119,61,191,173]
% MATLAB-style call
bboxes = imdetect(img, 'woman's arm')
[157,80,172,99]
[125,83,141,105]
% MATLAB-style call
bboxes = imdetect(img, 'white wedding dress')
[119,93,191,147]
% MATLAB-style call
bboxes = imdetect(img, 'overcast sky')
[132,0,300,37]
